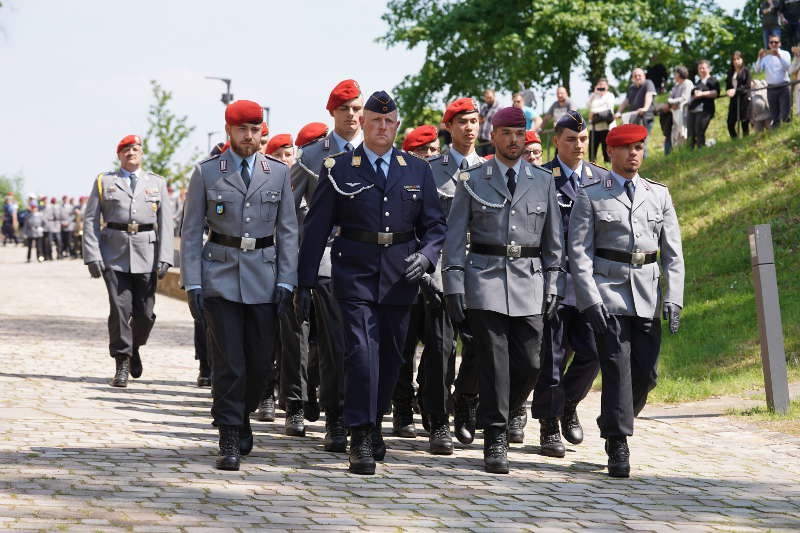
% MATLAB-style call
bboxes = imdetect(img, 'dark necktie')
[129,172,137,192]
[624,180,635,202]
[459,158,469,170]
[344,142,354,152]
[241,159,251,189]
[376,158,387,182]
[569,171,578,192]
[506,167,516,196]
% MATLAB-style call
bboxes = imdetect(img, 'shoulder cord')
[327,173,375,197]
[462,180,506,209]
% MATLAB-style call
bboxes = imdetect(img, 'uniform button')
[385,211,390,216]
[635,233,640,237]
[244,233,250,237]
[536,206,541,211]
[511,225,516,230]
[510,241,516,245]
[246,202,251,207]
[385,227,390,232]
[132,210,136,214]
[384,197,388,202]
[217,195,222,200]
[511,210,516,215]
[246,217,251,222]
[482,206,487,210]
[208,252,212,258]
[338,252,342,257]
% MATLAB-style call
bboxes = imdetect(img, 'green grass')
[727,399,800,436]
[636,97,800,403]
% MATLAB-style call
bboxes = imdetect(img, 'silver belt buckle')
[630,252,646,266]
[127,222,139,234]
[377,232,394,246]
[240,237,256,251]
[506,244,522,258]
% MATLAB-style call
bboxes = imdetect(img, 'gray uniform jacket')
[443,158,565,317]
[568,173,684,318]
[290,134,338,277]
[43,205,63,233]
[180,150,299,305]
[61,203,77,231]
[23,211,44,239]
[83,170,173,274]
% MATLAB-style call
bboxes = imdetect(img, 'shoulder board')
[146,171,165,181]
[581,176,602,187]
[102,170,115,176]
[465,160,485,172]
[534,165,552,174]
[263,153,287,165]
[427,153,444,163]
[300,136,324,150]
[329,151,347,159]
[643,177,667,187]
[199,153,221,164]
[589,162,609,172]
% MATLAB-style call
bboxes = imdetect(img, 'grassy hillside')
[638,100,800,402]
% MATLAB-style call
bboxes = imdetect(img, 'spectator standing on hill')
[512,92,537,130]
[477,88,500,156]
[762,1,782,48]
[667,66,694,150]
[726,51,752,138]
[790,46,800,116]
[687,60,720,149]
[616,68,657,157]
[780,0,800,49]
[586,78,616,163]
[537,86,577,131]
[755,36,792,127]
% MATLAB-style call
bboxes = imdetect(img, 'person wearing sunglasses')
[586,79,616,163]
[756,37,793,128]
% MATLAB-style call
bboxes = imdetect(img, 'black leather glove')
[157,262,170,279]
[275,286,293,317]
[187,288,204,321]
[294,287,313,323]
[663,302,681,334]
[87,260,105,279]
[544,294,562,321]
[445,293,466,324]
[585,302,610,333]
[419,274,443,307]
[404,253,431,282]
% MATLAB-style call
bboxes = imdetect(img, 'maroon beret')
[606,124,648,147]
[525,130,542,144]
[225,100,263,126]
[402,125,438,151]
[442,97,478,124]
[296,122,329,147]
[116,134,141,153]
[491,107,526,128]
[326,79,361,112]
[266,134,293,155]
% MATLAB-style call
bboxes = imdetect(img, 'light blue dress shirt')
[331,131,363,153]
[556,155,584,186]
[362,144,394,181]
[610,171,640,192]
[493,157,523,183]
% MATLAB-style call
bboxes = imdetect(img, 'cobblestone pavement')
[1,245,799,533]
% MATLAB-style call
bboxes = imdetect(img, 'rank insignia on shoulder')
[261,160,270,173]
[403,184,421,192]
[604,177,613,189]
[351,156,361,167]
[219,159,228,173]
[324,157,335,169]
[442,153,449,164]
[585,167,593,177]
[396,155,407,166]
[486,165,493,177]
[525,166,531,177]
[552,167,561,177]
[459,171,470,182]
[323,138,331,150]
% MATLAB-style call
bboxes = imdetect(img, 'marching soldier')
[289,80,363,452]
[181,100,298,470]
[569,124,684,477]
[83,134,174,387]
[531,111,606,458]
[43,198,63,260]
[296,90,446,475]
[60,196,76,258]
[443,107,565,474]
[265,134,296,166]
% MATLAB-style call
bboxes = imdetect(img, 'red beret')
[296,122,329,147]
[266,134,293,155]
[525,130,542,144]
[225,100,263,126]
[492,107,526,128]
[606,124,648,147]
[116,134,141,153]
[443,97,479,124]
[261,122,269,136]
[326,79,361,112]
[402,125,438,151]
[484,154,494,160]
[221,141,230,153]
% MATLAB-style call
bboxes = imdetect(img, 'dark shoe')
[215,425,241,471]
[196,373,211,388]
[285,402,306,437]
[392,404,416,438]
[110,356,129,388]
[130,350,142,379]
[304,390,320,423]
[606,437,631,478]
[561,402,584,445]
[483,428,509,474]
[539,418,566,458]
[348,425,376,475]
[323,412,348,453]
[428,416,454,455]
[240,416,253,456]
[257,396,275,422]
[507,404,527,444]
[372,416,386,461]
[453,394,478,445]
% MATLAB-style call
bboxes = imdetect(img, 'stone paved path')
[1,245,799,532]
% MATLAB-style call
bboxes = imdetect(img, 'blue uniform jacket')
[298,143,446,306]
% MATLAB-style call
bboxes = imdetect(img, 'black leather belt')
[106,222,154,234]
[338,228,414,246]
[596,248,657,266]
[209,231,274,251]
[471,242,541,259]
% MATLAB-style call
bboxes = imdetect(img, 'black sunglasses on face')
[596,87,606,91]
[770,41,780,44]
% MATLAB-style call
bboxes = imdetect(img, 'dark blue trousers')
[339,299,411,427]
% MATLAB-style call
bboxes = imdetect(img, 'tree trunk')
[586,31,608,84]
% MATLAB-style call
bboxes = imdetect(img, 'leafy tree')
[0,173,24,204]
[142,80,199,187]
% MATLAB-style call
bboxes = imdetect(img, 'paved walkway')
[1,245,799,532]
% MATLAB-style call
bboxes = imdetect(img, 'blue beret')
[556,110,586,132]
[365,91,397,114]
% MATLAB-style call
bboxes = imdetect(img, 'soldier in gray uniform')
[181,100,298,471]
[83,134,174,388]
[443,106,565,474]
[60,196,78,258]
[43,198,63,260]
[569,123,684,478]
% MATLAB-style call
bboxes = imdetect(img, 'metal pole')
[748,224,790,414]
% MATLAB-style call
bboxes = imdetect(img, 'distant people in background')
[687,59,720,149]
[725,51,752,138]
[761,1,782,48]
[616,68,656,157]
[402,124,441,159]
[537,86,577,131]
[477,88,500,156]
[512,92,537,130]
[523,130,543,165]
[22,202,45,263]
[646,59,668,93]
[756,36,792,127]
[586,78,616,163]
[750,79,773,132]
[790,46,800,116]
[780,0,800,49]
[655,104,674,155]
[265,134,297,166]
[667,66,694,150]
[2,193,18,245]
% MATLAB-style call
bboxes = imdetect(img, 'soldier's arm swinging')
[540,173,566,302]
[82,175,105,275]
[179,165,207,290]
[155,177,174,278]
[659,188,685,333]
[568,186,602,312]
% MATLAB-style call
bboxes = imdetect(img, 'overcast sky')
[0,0,745,197]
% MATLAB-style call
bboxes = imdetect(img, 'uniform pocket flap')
[527,200,547,215]
[467,252,489,269]
[204,243,227,262]
[598,210,622,223]
[647,209,663,222]
[593,256,611,276]
[209,189,237,202]
[262,246,276,263]
[262,190,281,203]
[530,256,543,273]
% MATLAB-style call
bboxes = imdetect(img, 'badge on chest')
[216,203,225,216]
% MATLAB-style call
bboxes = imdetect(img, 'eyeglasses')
[769,41,780,44]
[596,87,607,91]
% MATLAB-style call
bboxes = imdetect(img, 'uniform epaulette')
[582,177,601,187]
[199,153,220,164]
[329,151,347,158]
[535,165,552,174]
[263,153,287,165]
[427,153,444,163]
[590,162,609,172]
[643,176,667,187]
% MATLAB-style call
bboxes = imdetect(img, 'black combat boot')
[483,427,509,474]
[427,415,454,455]
[323,411,348,453]
[507,404,527,444]
[257,395,275,422]
[539,418,566,458]
[215,425,241,471]
[372,415,386,461]
[453,394,478,444]
[392,401,416,438]
[561,402,584,445]
[110,356,129,388]
[285,401,306,436]
[240,415,253,456]
[348,425,375,475]
[196,359,211,388]
[130,348,143,379]
[606,437,630,478]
